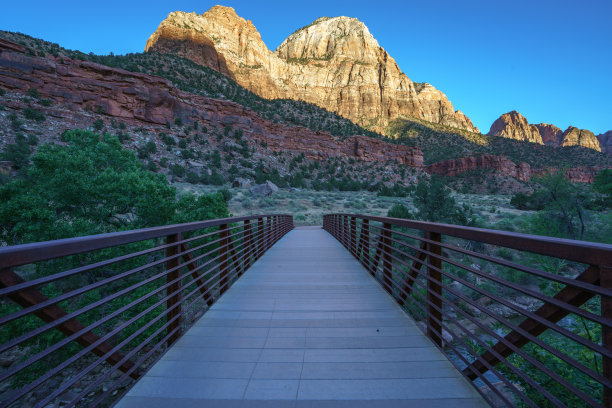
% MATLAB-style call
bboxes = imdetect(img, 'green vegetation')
[0,129,227,244]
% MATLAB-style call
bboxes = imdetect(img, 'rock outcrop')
[488,111,543,144]
[561,127,601,151]
[598,131,612,154]
[488,111,602,152]
[144,6,479,134]
[534,123,563,146]
[426,155,602,183]
[0,38,423,168]
[426,155,532,182]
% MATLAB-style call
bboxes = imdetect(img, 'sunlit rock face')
[145,6,479,134]
[489,111,602,152]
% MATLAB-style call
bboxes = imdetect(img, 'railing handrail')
[0,214,292,268]
[327,213,612,265]
[323,213,611,408]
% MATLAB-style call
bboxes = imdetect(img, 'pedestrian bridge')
[0,214,610,407]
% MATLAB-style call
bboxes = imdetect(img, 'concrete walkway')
[117,227,487,407]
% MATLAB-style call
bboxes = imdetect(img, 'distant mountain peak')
[145,5,479,134]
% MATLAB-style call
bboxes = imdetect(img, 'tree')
[528,172,593,240]
[593,169,612,208]
[412,176,476,225]
[0,129,227,245]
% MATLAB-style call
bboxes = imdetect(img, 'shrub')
[170,164,186,178]
[26,88,41,99]
[93,119,104,131]
[23,107,45,122]
[186,171,199,184]
[160,133,176,146]
[174,117,183,127]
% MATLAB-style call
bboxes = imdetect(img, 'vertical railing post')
[257,217,264,260]
[382,223,393,294]
[361,219,370,271]
[243,219,252,271]
[165,233,182,346]
[219,224,229,295]
[266,216,272,251]
[427,231,443,347]
[602,265,612,408]
[350,216,357,256]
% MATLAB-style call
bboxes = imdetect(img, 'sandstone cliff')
[144,6,479,134]
[0,38,422,168]
[488,111,602,152]
[534,123,563,146]
[488,111,543,144]
[561,127,601,151]
[426,155,602,183]
[598,131,612,154]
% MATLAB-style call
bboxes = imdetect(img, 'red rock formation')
[0,39,423,168]
[426,155,604,183]
[534,123,563,146]
[488,111,543,144]
[488,111,603,152]
[598,131,612,155]
[425,155,531,182]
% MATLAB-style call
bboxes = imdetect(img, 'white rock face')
[145,6,480,134]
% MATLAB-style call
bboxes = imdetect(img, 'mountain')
[1,30,609,194]
[488,111,602,152]
[144,6,479,134]
[598,131,612,154]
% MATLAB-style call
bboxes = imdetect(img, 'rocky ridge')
[598,131,612,155]
[0,38,422,168]
[488,111,603,152]
[426,155,602,183]
[145,6,479,134]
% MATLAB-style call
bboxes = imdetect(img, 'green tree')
[528,172,594,240]
[412,176,475,225]
[593,169,612,208]
[0,129,226,245]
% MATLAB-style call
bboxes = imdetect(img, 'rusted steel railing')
[0,214,293,408]
[324,213,612,408]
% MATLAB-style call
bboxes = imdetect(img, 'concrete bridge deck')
[117,227,487,407]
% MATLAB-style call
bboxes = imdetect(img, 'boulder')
[250,180,278,196]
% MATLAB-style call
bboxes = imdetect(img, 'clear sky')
[1,0,611,134]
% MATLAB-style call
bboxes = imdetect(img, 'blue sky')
[1,0,611,134]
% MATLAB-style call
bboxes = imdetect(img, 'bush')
[93,119,104,131]
[174,117,183,127]
[218,188,232,202]
[26,88,41,99]
[170,164,185,178]
[23,107,45,122]
[160,133,176,146]
[1,133,31,170]
[186,171,199,184]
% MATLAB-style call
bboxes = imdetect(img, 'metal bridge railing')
[0,214,293,407]
[324,213,612,408]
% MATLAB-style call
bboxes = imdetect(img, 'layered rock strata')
[0,38,423,167]
[145,6,479,134]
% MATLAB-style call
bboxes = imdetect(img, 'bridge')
[0,214,611,407]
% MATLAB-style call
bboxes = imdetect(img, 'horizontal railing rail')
[324,213,612,408]
[0,214,293,408]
